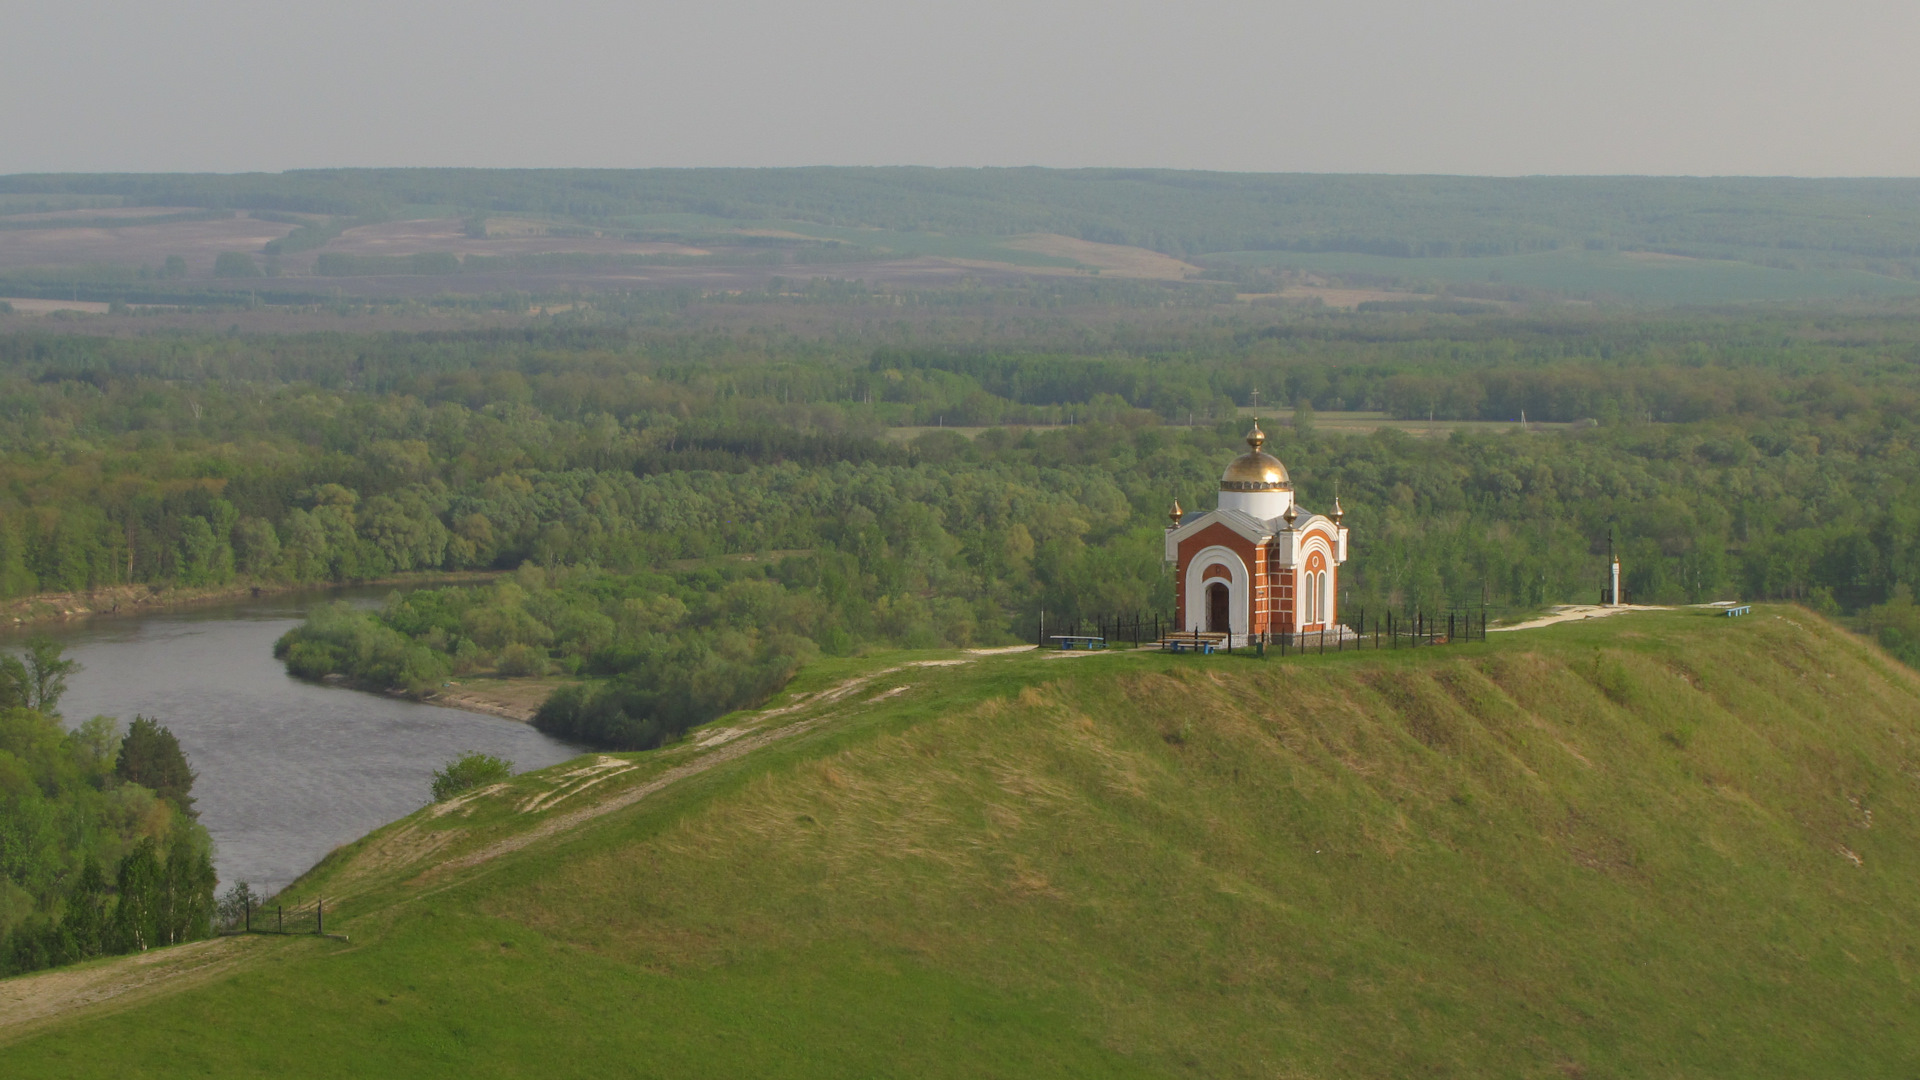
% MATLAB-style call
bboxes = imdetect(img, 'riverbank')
[421,676,572,723]
[0,571,507,628]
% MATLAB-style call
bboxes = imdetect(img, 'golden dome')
[1219,421,1292,491]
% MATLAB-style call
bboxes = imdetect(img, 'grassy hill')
[4,606,1919,1077]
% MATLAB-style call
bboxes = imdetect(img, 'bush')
[430,752,514,801]
[274,603,450,694]
[496,643,550,677]
[213,252,261,278]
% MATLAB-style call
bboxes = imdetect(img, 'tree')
[159,823,216,945]
[431,752,514,801]
[115,716,197,818]
[161,255,188,278]
[3,635,81,714]
[233,518,281,576]
[0,654,26,710]
[212,252,261,279]
[110,838,163,952]
[57,858,111,961]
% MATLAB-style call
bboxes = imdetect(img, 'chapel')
[1164,419,1350,641]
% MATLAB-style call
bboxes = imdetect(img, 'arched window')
[1319,570,1330,624]
[1300,571,1315,627]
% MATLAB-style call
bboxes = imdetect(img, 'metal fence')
[218,896,337,938]
[1038,608,1490,655]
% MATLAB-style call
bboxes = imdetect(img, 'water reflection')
[2,589,582,895]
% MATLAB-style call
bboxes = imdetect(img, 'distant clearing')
[0,205,205,224]
[1210,246,1920,303]
[320,219,709,259]
[1269,285,1438,308]
[1003,233,1200,279]
[0,216,297,273]
[0,298,114,315]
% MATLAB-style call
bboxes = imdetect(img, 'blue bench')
[1050,635,1108,650]
[1724,605,1752,617]
[1163,638,1217,655]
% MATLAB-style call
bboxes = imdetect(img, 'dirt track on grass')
[0,936,257,1044]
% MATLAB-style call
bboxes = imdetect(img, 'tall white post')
[1609,557,1621,607]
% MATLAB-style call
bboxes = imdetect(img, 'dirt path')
[1490,604,1671,632]
[0,936,259,1045]
[424,665,960,877]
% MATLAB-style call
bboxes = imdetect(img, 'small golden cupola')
[1215,419,1297,521]
[1219,420,1292,491]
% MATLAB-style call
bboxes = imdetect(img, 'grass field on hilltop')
[5,607,1920,1078]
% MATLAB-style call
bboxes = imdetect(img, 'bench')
[1724,605,1752,618]
[1049,635,1108,650]
[1162,638,1217,655]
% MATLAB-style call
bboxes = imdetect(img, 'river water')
[1,589,582,895]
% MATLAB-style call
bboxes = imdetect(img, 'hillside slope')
[5,607,1919,1077]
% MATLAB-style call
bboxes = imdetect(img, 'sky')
[1,0,1916,176]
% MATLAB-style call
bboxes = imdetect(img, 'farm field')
[1207,246,1920,304]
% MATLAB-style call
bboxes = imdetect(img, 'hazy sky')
[3,0,1916,175]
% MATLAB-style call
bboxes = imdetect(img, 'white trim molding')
[1182,546,1250,635]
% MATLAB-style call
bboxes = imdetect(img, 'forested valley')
[8,303,1920,751]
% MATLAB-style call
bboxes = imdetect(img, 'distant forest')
[5,168,1920,276]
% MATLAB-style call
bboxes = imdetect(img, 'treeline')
[5,169,1920,273]
[5,311,1920,627]
[0,640,216,976]
[278,563,851,750]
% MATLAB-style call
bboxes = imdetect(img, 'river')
[1,589,583,896]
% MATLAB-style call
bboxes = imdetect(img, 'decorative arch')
[1183,546,1250,636]
[1297,531,1336,630]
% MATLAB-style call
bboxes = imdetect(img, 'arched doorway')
[1206,582,1230,633]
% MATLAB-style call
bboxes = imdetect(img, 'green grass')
[8,608,1920,1076]
[1212,246,1920,303]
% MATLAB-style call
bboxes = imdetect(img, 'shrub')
[496,643,550,677]
[212,252,261,278]
[430,752,514,802]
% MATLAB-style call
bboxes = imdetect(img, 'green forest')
[0,638,217,975]
[4,301,1920,747]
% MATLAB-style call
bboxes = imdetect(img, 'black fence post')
[278,905,284,933]
[244,897,250,933]
[317,897,323,935]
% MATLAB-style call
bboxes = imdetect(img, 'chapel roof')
[1220,420,1292,491]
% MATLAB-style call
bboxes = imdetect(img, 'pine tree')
[114,716,197,818]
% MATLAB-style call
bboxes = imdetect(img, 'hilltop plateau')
[3,606,1917,1077]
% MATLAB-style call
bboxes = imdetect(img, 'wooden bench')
[1049,635,1108,650]
[1724,605,1752,618]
